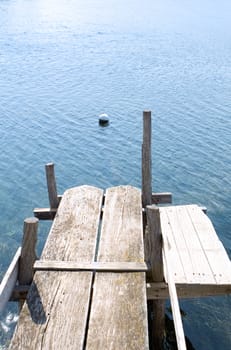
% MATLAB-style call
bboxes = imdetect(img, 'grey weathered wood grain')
[86,186,149,350]
[33,207,57,220]
[162,232,187,350]
[160,205,231,285]
[146,205,165,350]
[152,192,172,204]
[142,110,152,207]
[34,260,148,272]
[33,191,172,221]
[18,218,38,286]
[0,247,21,312]
[9,185,103,350]
[45,163,59,209]
[147,282,231,299]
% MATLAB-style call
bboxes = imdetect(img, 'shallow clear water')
[0,0,230,348]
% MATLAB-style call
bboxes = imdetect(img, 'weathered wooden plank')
[86,186,149,350]
[162,233,187,350]
[34,260,149,272]
[174,206,215,284]
[45,163,59,209]
[187,205,231,284]
[146,206,164,282]
[147,282,231,299]
[160,208,187,283]
[162,206,199,284]
[34,192,172,221]
[146,205,165,349]
[0,247,21,313]
[11,281,231,302]
[160,205,231,286]
[142,111,152,207]
[9,185,103,350]
[152,192,172,204]
[33,208,57,220]
[19,218,38,286]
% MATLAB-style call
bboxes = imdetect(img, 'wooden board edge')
[34,260,149,272]
[0,247,21,312]
[147,282,231,299]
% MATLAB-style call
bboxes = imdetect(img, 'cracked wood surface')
[9,186,103,350]
[86,186,149,350]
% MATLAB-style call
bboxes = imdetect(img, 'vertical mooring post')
[142,110,152,208]
[46,162,59,209]
[146,205,165,350]
[18,217,39,308]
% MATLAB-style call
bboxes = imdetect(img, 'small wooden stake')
[18,217,38,308]
[146,205,165,350]
[19,218,38,285]
[142,110,152,208]
[46,163,59,209]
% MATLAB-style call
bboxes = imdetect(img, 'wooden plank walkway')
[9,185,148,350]
[86,186,148,349]
[160,205,231,290]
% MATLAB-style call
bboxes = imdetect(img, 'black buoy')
[98,113,109,126]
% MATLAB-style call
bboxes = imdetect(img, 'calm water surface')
[0,0,230,348]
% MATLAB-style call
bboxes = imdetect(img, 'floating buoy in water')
[98,113,109,126]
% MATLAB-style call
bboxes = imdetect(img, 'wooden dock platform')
[9,185,149,350]
[147,204,231,300]
[161,205,231,286]
[8,186,231,350]
[1,110,230,349]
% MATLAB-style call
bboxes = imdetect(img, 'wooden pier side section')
[9,185,104,350]
[161,205,231,287]
[86,186,149,349]
[147,204,231,299]
[9,185,148,350]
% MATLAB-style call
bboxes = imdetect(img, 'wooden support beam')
[152,192,172,204]
[34,207,57,220]
[45,163,59,209]
[142,110,152,207]
[34,192,173,220]
[9,282,231,303]
[146,282,231,299]
[10,285,29,302]
[18,218,38,308]
[145,205,165,350]
[163,245,187,350]
[0,247,21,312]
[34,260,149,272]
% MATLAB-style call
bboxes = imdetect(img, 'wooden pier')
[1,111,231,349]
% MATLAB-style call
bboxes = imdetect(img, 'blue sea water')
[0,0,230,348]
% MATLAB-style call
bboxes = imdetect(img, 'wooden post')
[18,218,38,308]
[19,217,38,285]
[146,205,165,349]
[142,110,152,208]
[46,163,59,209]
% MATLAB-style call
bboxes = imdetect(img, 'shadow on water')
[164,313,195,350]
[148,302,196,350]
